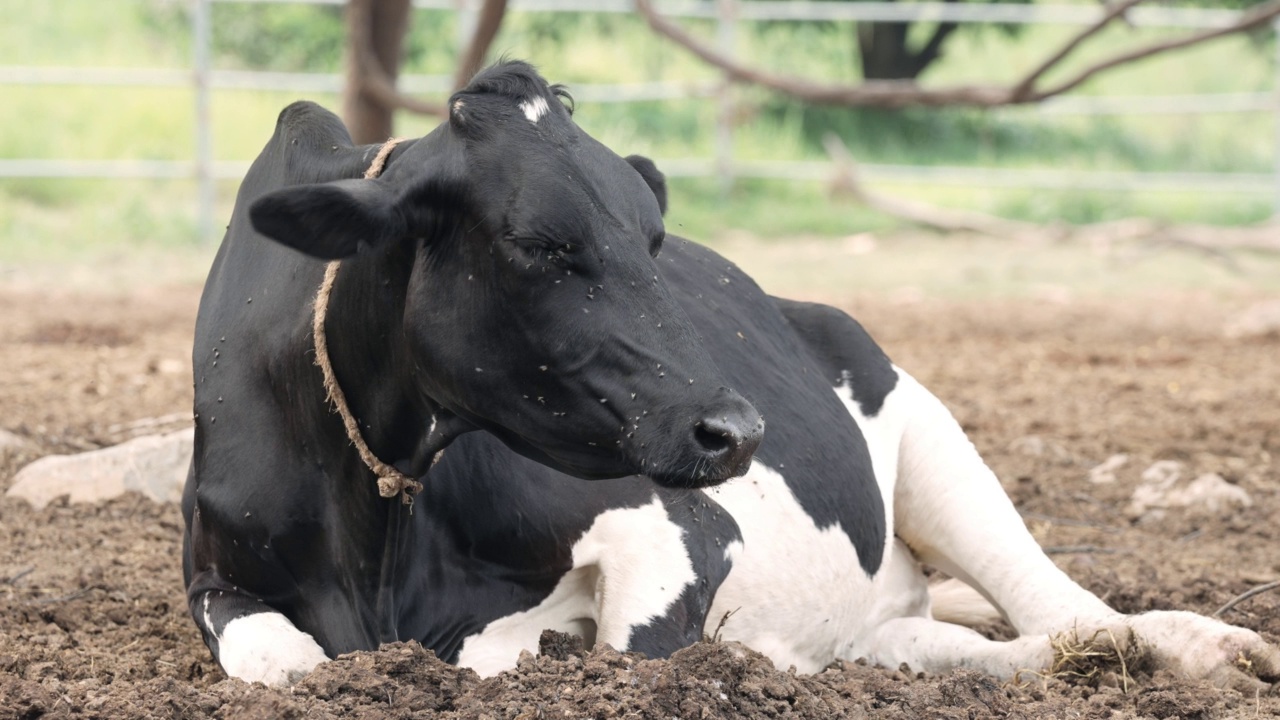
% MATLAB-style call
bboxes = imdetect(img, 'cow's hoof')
[218,612,331,687]
[1119,611,1280,692]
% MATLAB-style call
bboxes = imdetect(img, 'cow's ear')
[625,155,667,216]
[249,179,406,260]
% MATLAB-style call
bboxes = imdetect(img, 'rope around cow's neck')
[312,137,424,506]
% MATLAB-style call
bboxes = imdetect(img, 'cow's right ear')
[625,155,667,216]
[249,179,407,260]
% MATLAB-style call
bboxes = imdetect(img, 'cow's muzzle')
[646,387,763,489]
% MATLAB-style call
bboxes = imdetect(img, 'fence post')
[192,0,214,244]
[456,0,478,58]
[716,0,736,196]
[1274,17,1280,218]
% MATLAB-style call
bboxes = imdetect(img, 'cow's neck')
[319,245,458,491]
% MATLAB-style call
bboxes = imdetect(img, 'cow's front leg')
[191,588,329,686]
[589,495,732,655]
[889,369,1280,689]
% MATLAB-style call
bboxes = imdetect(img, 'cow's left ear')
[625,155,667,216]
[249,179,406,260]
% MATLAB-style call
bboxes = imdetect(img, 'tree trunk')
[453,0,510,90]
[856,22,916,80]
[854,0,960,81]
[344,0,412,144]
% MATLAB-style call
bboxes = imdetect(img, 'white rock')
[0,429,33,452]
[1007,435,1071,463]
[1224,300,1280,339]
[1179,473,1253,514]
[1087,453,1129,484]
[1140,460,1184,488]
[6,429,192,508]
[1127,463,1251,520]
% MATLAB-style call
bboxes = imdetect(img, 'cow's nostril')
[694,421,734,455]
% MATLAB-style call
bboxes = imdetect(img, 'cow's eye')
[505,234,573,268]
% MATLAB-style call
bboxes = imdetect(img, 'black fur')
[184,61,894,676]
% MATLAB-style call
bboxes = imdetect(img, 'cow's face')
[249,62,761,488]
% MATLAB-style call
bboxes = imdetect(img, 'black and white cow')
[184,61,1279,690]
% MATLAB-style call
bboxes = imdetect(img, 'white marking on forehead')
[519,96,550,124]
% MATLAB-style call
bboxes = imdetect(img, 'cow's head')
[248,61,761,488]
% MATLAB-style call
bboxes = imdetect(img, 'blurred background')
[4,7,1280,707]
[3,0,1280,298]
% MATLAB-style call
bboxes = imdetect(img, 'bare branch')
[1011,0,1142,101]
[454,0,510,90]
[1032,0,1280,101]
[1213,580,1280,618]
[636,0,1280,109]
[824,134,1044,238]
[824,138,1280,264]
[635,0,1009,108]
[348,0,446,118]
[347,0,511,119]
[909,18,960,79]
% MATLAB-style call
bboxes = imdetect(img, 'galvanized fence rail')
[3,0,1278,242]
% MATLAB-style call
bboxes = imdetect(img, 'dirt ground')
[1,281,1278,719]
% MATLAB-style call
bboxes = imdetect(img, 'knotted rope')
[312,138,423,505]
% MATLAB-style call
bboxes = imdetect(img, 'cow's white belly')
[704,375,929,673]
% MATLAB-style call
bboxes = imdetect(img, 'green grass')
[1,0,1277,285]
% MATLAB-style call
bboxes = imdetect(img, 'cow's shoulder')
[771,298,897,417]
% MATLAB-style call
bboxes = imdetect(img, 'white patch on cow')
[519,96,550,124]
[202,592,214,638]
[699,376,927,674]
[217,612,330,687]
[887,368,1115,637]
[702,363,1279,680]
[456,496,695,676]
[701,367,1092,675]
[704,463,880,673]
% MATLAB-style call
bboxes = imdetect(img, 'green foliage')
[133,3,474,75]
[0,0,1275,267]
[211,5,346,72]
[139,2,345,72]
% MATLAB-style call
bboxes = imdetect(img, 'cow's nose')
[692,391,763,479]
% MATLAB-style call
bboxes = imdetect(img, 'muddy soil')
[1,286,1278,719]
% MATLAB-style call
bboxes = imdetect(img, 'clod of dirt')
[538,628,585,661]
[296,642,478,715]
[22,320,135,347]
